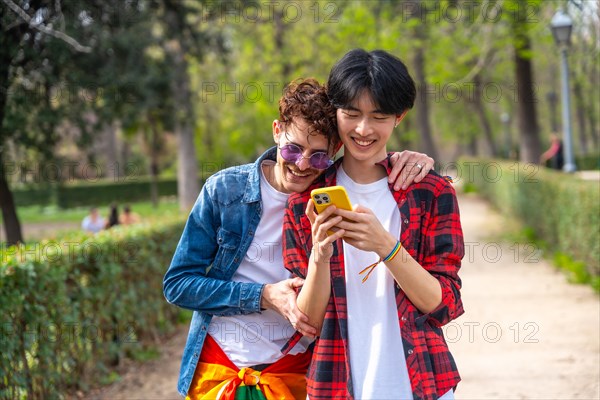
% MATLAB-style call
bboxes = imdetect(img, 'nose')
[295,156,311,171]
[355,117,371,136]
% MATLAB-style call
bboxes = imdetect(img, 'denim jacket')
[163,147,276,396]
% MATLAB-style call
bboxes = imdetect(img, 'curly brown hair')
[278,78,340,154]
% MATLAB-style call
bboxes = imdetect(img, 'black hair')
[327,49,416,115]
[107,203,119,228]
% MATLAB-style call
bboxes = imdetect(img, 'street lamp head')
[550,10,573,47]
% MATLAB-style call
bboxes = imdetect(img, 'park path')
[93,192,600,400]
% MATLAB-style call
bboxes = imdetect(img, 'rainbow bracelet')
[359,240,402,283]
[383,240,402,262]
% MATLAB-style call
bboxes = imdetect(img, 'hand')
[306,199,345,264]
[261,277,318,337]
[334,205,396,258]
[388,151,434,191]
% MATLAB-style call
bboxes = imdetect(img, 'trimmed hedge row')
[575,153,600,170]
[458,158,599,276]
[12,178,178,209]
[0,220,185,399]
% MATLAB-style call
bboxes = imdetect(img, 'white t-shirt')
[337,166,412,399]
[209,160,311,367]
[81,215,105,233]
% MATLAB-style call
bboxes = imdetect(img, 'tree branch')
[2,0,92,53]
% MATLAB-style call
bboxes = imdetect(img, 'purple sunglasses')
[278,143,333,170]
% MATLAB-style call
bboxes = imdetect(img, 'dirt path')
[94,193,600,399]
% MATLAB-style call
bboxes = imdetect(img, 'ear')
[394,110,409,127]
[273,120,282,144]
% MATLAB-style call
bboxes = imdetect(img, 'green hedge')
[12,186,54,207]
[56,178,178,208]
[575,153,600,170]
[12,178,179,209]
[458,158,599,276]
[0,220,185,399]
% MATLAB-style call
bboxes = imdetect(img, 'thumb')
[352,204,372,214]
[290,277,305,288]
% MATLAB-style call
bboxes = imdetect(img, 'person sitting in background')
[540,133,564,170]
[119,205,140,225]
[105,203,120,229]
[81,207,105,233]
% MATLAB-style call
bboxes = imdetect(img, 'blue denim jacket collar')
[242,146,277,203]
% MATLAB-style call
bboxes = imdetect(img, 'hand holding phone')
[310,186,352,214]
[310,186,352,235]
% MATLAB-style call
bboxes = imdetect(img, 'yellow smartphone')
[310,186,353,214]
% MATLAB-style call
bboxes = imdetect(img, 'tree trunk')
[572,79,589,155]
[413,46,439,160]
[407,1,439,160]
[0,155,24,245]
[586,56,599,149]
[514,39,541,164]
[149,122,160,208]
[104,121,120,178]
[466,135,477,156]
[165,41,199,210]
[274,9,291,83]
[0,22,25,245]
[471,74,498,157]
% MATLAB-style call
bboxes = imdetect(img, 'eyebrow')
[287,140,328,153]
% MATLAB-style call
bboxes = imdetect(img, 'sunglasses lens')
[310,153,333,169]
[280,144,302,163]
[280,144,332,169]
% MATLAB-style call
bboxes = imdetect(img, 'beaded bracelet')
[359,240,402,283]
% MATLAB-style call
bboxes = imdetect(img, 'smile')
[288,167,311,177]
[353,138,375,147]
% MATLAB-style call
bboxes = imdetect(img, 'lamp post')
[550,9,576,173]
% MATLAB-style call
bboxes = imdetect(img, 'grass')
[0,197,186,242]
[4,197,183,225]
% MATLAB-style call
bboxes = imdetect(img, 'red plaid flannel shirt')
[282,155,465,400]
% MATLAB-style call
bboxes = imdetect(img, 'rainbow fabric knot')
[239,367,261,386]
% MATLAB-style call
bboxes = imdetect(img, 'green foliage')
[576,154,600,170]
[12,187,55,208]
[553,252,594,287]
[55,178,179,209]
[460,158,600,283]
[11,178,180,209]
[0,220,185,398]
[462,182,478,193]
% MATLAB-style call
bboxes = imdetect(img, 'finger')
[335,206,372,220]
[307,200,337,224]
[388,151,413,184]
[319,215,343,233]
[306,200,317,224]
[295,320,317,337]
[288,309,309,326]
[387,152,402,184]
[394,150,420,190]
[320,229,345,247]
[339,229,364,240]
[414,163,429,183]
[399,165,420,190]
[415,157,434,182]
[290,277,305,288]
